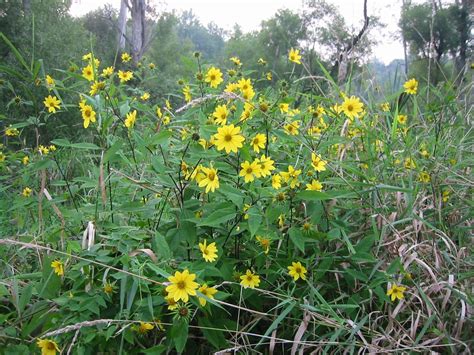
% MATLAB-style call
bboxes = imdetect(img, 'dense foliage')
[0,0,472,354]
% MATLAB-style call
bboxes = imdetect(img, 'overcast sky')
[70,0,406,64]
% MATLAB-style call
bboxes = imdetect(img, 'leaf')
[152,232,172,260]
[170,318,189,353]
[296,190,357,201]
[149,130,172,145]
[289,227,305,253]
[51,139,101,150]
[104,140,124,163]
[197,206,235,227]
[257,301,296,346]
[247,207,262,237]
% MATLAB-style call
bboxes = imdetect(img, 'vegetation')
[0,0,472,353]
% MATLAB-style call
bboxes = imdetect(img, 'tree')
[399,0,471,71]
[302,0,379,82]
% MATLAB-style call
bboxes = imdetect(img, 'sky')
[70,0,406,64]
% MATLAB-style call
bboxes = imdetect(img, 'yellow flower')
[205,66,223,88]
[166,296,178,310]
[397,114,407,125]
[251,133,266,153]
[89,81,105,96]
[224,82,239,93]
[22,156,29,165]
[418,171,430,183]
[37,338,60,355]
[121,52,132,63]
[125,110,137,129]
[165,269,199,302]
[81,104,96,129]
[133,321,154,334]
[166,99,172,110]
[183,85,192,102]
[266,71,272,80]
[387,283,406,301]
[284,120,300,135]
[280,165,301,188]
[279,103,289,113]
[198,166,219,193]
[140,92,150,101]
[212,104,228,125]
[101,66,114,77]
[311,153,327,172]
[239,160,261,183]
[82,64,94,81]
[0,152,5,162]
[5,126,19,136]
[341,96,364,120]
[43,95,61,113]
[156,107,163,118]
[199,240,218,262]
[277,213,285,227]
[256,236,270,254]
[257,155,275,177]
[442,189,450,202]
[237,78,252,92]
[45,75,55,88]
[271,174,282,189]
[214,124,245,154]
[118,70,133,83]
[198,284,217,306]
[403,78,418,95]
[241,87,255,101]
[51,260,64,276]
[48,145,56,152]
[22,187,32,197]
[230,56,242,66]
[306,179,323,191]
[103,282,114,294]
[404,157,416,169]
[257,57,267,65]
[240,270,260,289]
[381,102,390,112]
[82,52,92,61]
[240,102,254,122]
[149,62,156,69]
[287,261,307,281]
[288,48,302,64]
[38,145,49,155]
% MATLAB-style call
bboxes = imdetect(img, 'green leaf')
[296,190,357,201]
[257,301,296,346]
[152,232,172,259]
[170,318,189,353]
[247,207,262,237]
[149,130,172,146]
[197,206,235,227]
[289,227,305,253]
[104,140,124,163]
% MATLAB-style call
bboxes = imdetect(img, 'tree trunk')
[117,0,127,50]
[130,0,146,63]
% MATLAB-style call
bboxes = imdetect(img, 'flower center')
[347,104,353,111]
[224,134,232,142]
[177,281,186,289]
[246,275,253,281]
[208,172,215,181]
[47,343,56,350]
[210,75,216,81]
[295,267,301,273]
[246,167,253,174]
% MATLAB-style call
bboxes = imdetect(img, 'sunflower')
[341,96,364,120]
[165,269,199,302]
[214,124,245,154]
